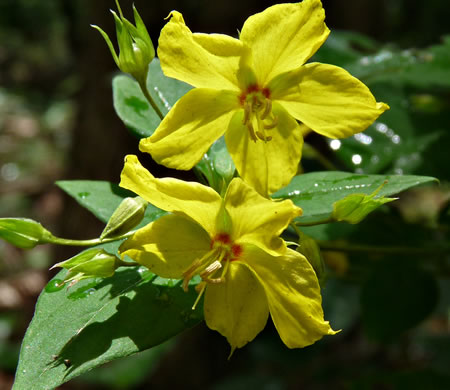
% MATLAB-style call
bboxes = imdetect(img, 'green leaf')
[345,36,450,88]
[195,137,235,195]
[11,180,201,388]
[361,261,439,342]
[13,267,203,389]
[112,58,192,138]
[312,30,379,67]
[56,180,165,225]
[327,84,443,175]
[274,171,437,224]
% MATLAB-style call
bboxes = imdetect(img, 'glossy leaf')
[13,267,203,389]
[56,180,165,225]
[112,58,192,138]
[12,181,203,389]
[274,171,437,224]
[195,137,235,195]
[345,36,450,88]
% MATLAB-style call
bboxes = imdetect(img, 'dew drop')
[392,135,401,144]
[78,192,90,199]
[354,133,372,145]
[329,139,341,150]
[154,86,172,111]
[375,123,388,133]
[45,279,65,293]
[287,189,301,197]
[352,154,362,165]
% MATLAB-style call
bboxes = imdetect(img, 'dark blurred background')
[1,0,449,389]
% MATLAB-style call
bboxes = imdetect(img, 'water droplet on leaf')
[45,279,65,293]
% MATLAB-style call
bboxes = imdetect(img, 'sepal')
[51,248,125,284]
[0,218,53,249]
[92,0,155,82]
[100,196,147,239]
[332,182,397,224]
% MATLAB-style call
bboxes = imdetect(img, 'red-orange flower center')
[212,233,242,262]
[238,84,277,142]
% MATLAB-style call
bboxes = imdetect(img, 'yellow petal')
[225,102,304,196]
[243,246,337,348]
[158,11,244,91]
[224,178,301,257]
[140,88,239,170]
[119,214,210,278]
[204,261,269,351]
[239,0,329,85]
[271,62,389,139]
[120,155,221,234]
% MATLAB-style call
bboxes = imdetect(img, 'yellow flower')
[139,0,388,196]
[118,155,336,352]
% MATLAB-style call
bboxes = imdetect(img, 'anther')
[200,260,222,279]
[256,131,272,142]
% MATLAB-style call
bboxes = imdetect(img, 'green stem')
[137,79,164,120]
[44,231,135,247]
[318,240,450,255]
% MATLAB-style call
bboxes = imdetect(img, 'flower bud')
[91,1,155,82]
[0,218,53,249]
[51,248,123,284]
[296,231,326,285]
[332,181,396,224]
[100,196,147,240]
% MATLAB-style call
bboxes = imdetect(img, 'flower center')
[239,85,278,142]
[182,232,242,309]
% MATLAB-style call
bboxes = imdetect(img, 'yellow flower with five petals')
[119,155,337,352]
[140,0,388,196]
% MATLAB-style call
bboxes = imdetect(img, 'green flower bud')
[296,231,326,285]
[0,218,53,249]
[51,248,123,284]
[100,196,147,240]
[332,181,396,224]
[91,0,155,82]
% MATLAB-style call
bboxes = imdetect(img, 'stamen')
[200,251,227,284]
[256,131,272,142]
[192,282,206,310]
[182,248,219,292]
[243,101,251,125]
[264,116,278,130]
[247,120,258,142]
[260,99,272,120]
[200,260,222,279]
